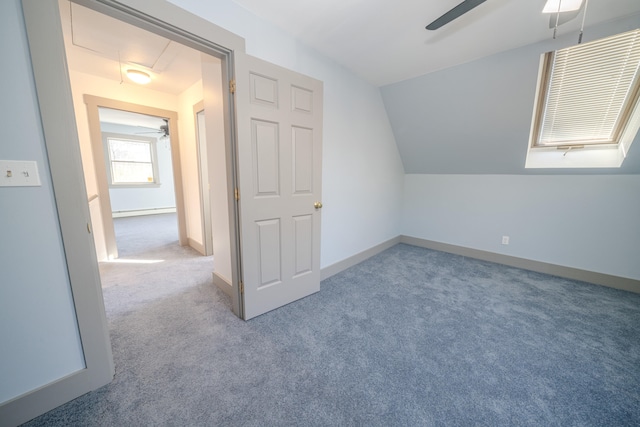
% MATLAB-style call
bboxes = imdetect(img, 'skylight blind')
[537,29,640,146]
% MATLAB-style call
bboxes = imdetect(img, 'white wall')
[403,174,640,281]
[168,0,406,268]
[101,123,176,213]
[177,80,205,248]
[0,0,85,404]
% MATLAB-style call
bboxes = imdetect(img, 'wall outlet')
[502,235,510,245]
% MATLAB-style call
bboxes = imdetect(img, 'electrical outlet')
[502,236,510,245]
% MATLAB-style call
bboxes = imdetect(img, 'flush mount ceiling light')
[126,69,151,85]
[542,0,583,13]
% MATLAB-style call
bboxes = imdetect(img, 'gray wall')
[381,15,640,175]
[0,0,85,404]
[383,15,640,281]
[403,174,640,280]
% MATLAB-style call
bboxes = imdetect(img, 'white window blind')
[537,29,640,147]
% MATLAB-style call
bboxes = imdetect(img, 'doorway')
[17,0,325,422]
[56,0,243,312]
[99,108,180,260]
[82,93,187,261]
[59,0,238,306]
[12,0,244,422]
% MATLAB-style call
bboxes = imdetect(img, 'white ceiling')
[231,0,640,86]
[59,0,204,96]
[59,0,640,91]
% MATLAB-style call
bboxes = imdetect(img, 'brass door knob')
[314,201,323,209]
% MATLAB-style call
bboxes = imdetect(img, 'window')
[526,29,640,168]
[106,136,158,185]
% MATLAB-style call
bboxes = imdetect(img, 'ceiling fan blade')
[426,0,487,30]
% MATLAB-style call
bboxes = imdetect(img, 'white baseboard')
[401,236,640,294]
[212,272,233,297]
[320,236,401,281]
[0,369,101,427]
[188,238,205,256]
[112,207,176,218]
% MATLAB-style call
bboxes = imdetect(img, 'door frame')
[5,0,245,425]
[193,101,214,256]
[85,95,186,260]
[70,0,245,311]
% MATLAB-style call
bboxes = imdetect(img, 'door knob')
[314,201,323,209]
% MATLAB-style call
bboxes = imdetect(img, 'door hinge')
[240,281,244,294]
[87,223,92,234]
[230,79,236,94]
[234,187,239,201]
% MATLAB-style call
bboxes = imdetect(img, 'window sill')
[109,183,161,188]
[525,144,627,169]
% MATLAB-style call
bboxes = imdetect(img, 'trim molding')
[8,1,115,425]
[212,272,233,297]
[320,236,401,281]
[111,207,177,218]
[188,238,205,256]
[401,236,640,294]
[0,370,89,427]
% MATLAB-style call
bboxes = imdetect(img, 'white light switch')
[0,160,41,187]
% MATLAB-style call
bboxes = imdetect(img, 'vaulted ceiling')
[65,0,640,91]
[62,0,640,173]
[231,0,640,86]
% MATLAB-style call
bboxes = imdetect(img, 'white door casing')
[235,53,323,320]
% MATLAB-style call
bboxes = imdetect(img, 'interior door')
[235,53,323,320]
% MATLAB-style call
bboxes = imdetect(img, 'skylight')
[526,29,640,168]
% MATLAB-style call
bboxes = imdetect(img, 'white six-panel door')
[235,53,323,320]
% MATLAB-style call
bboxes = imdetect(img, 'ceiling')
[231,0,640,86]
[59,0,204,96]
[59,0,640,91]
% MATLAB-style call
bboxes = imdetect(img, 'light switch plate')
[0,160,41,187]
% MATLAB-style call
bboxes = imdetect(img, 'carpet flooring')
[23,216,640,426]
[98,213,214,318]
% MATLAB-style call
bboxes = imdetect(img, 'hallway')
[98,213,221,317]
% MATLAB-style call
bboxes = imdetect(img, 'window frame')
[526,29,640,169]
[103,132,161,187]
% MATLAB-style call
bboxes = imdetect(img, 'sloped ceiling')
[63,0,640,174]
[229,0,640,173]
[232,0,640,87]
[380,15,640,174]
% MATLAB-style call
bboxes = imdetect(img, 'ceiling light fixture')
[126,69,151,85]
[542,0,583,13]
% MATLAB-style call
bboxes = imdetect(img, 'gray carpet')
[23,219,640,426]
[99,213,214,318]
